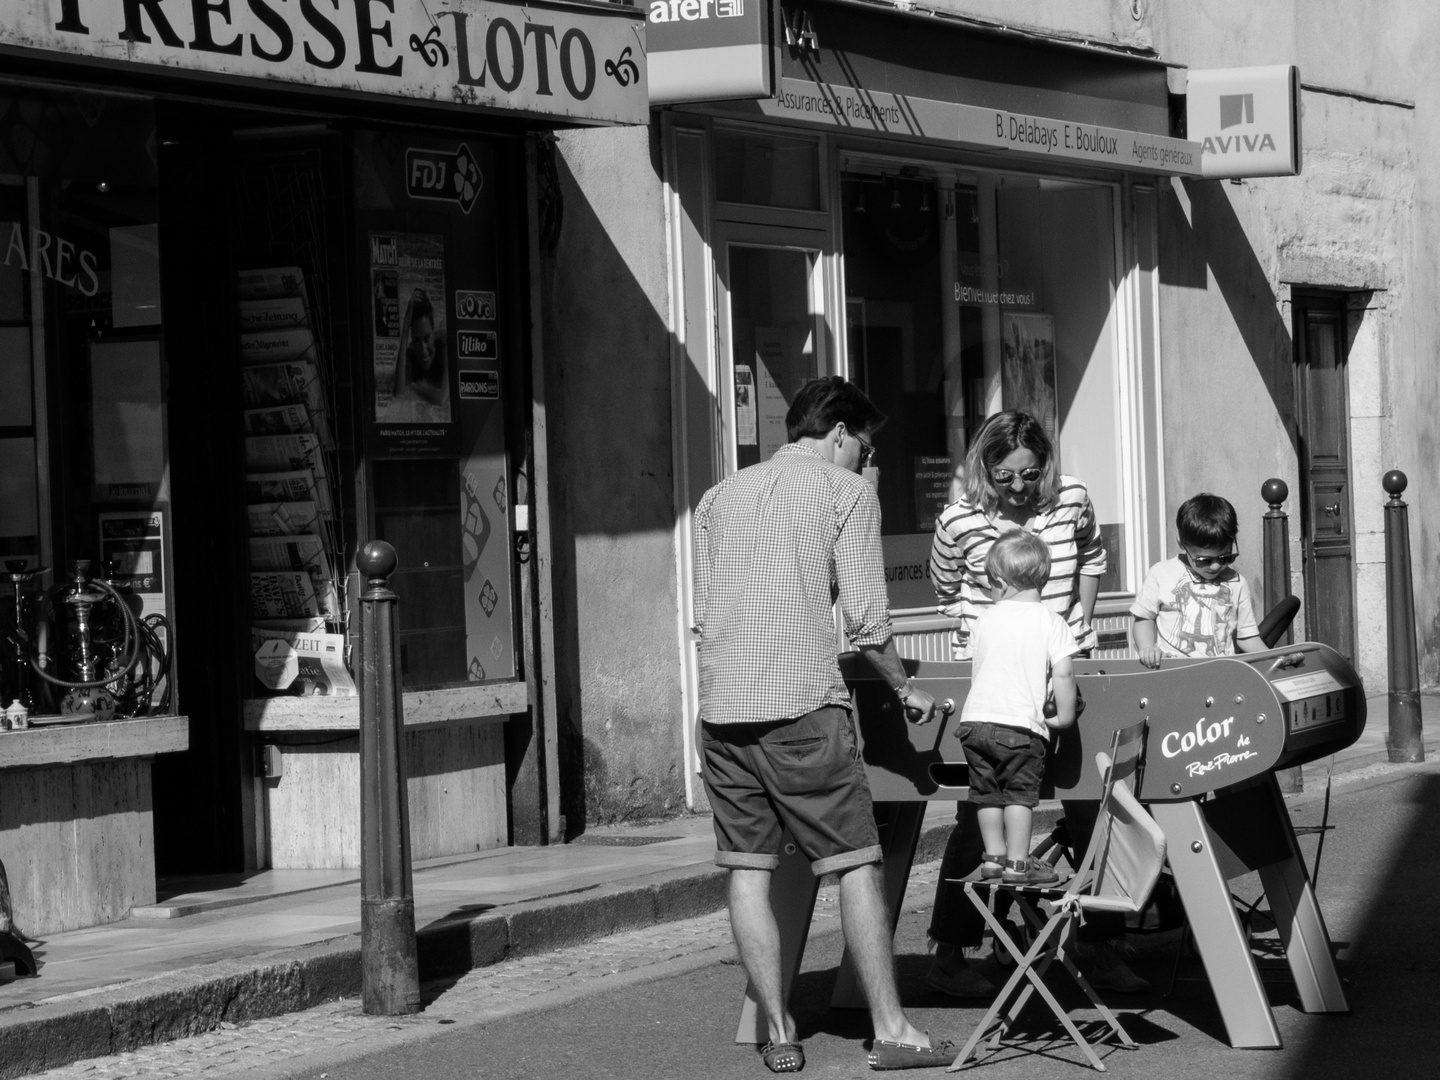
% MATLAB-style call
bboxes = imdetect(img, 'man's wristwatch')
[893,681,913,701]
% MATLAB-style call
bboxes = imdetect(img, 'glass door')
[713,224,831,476]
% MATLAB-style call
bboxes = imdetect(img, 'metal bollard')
[1262,479,1302,792]
[1383,472,1424,762]
[358,541,421,1014]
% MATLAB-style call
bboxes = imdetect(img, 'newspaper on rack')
[244,433,327,481]
[238,296,309,332]
[250,570,320,618]
[240,360,333,449]
[247,500,320,537]
[240,327,317,365]
[245,470,333,517]
[238,266,306,300]
[252,626,356,696]
[243,403,312,437]
[249,535,339,620]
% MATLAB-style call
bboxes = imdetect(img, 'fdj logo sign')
[459,370,500,400]
[406,145,483,214]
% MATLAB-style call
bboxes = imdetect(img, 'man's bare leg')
[838,862,933,1047]
[728,868,796,1046]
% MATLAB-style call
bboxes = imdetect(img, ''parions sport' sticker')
[459,370,499,400]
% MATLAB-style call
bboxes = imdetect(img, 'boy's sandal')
[761,1040,805,1073]
[979,853,1006,880]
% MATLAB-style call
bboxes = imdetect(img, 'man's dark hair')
[786,376,886,442]
[1176,493,1239,548]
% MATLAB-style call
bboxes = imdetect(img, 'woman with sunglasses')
[924,411,1148,997]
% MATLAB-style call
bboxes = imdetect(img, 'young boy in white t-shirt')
[958,529,1079,886]
[1132,493,1269,667]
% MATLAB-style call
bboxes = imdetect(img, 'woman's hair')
[985,528,1051,592]
[1176,493,1239,548]
[404,290,442,386]
[960,411,1060,514]
[786,376,886,442]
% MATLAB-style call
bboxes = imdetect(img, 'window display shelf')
[0,715,189,769]
[242,681,527,731]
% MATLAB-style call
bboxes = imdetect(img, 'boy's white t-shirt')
[1129,556,1260,659]
[960,599,1079,737]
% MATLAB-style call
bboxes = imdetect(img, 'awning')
[662,0,1201,175]
[0,0,649,126]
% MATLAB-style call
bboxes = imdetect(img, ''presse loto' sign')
[2,0,647,125]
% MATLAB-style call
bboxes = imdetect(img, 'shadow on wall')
[1160,178,1297,452]
[536,133,688,834]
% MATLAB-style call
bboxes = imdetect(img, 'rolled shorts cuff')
[811,843,883,876]
[716,850,781,871]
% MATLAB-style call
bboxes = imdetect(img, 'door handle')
[1324,503,1342,517]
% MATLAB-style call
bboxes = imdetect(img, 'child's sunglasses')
[1181,547,1239,569]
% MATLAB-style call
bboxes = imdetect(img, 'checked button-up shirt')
[693,443,893,726]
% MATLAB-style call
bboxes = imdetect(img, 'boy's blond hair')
[985,529,1051,591]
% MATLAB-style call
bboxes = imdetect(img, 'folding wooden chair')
[949,721,1166,1072]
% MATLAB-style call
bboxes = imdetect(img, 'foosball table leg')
[1150,799,1284,1049]
[1255,778,1349,1014]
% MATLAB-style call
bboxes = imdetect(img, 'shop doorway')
[711,224,831,473]
[1293,292,1356,661]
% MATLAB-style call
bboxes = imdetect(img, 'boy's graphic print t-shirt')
[1130,556,1260,658]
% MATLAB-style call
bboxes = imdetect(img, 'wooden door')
[1294,295,1355,660]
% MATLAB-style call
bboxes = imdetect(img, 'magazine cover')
[239,327,317,365]
[245,470,333,516]
[370,232,452,424]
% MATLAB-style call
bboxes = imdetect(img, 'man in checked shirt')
[694,376,956,1072]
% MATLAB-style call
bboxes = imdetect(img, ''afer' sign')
[1,0,647,126]
[1186,65,1301,179]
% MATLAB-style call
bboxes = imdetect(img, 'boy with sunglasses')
[1131,493,1267,667]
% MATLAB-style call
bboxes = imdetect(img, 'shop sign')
[1185,66,1301,179]
[761,77,1203,177]
[647,0,769,105]
[2,0,647,126]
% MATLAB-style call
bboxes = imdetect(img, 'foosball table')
[735,642,1365,1050]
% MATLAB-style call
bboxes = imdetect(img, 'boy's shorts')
[957,721,1047,808]
[700,705,882,876]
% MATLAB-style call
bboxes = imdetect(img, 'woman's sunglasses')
[990,467,1042,486]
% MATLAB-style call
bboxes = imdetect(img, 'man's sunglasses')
[855,432,877,466]
[990,467,1042,486]
[1181,548,1239,569]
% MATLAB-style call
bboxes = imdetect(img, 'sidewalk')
[0,693,1435,1078]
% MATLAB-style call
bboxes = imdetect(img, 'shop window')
[843,169,1127,612]
[0,85,173,718]
[714,128,822,211]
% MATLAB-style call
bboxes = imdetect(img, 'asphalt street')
[30,759,1440,1080]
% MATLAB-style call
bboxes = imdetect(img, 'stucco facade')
[541,0,1440,827]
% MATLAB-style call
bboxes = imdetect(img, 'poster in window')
[369,233,451,424]
[734,367,757,446]
[754,327,792,462]
[1000,312,1057,445]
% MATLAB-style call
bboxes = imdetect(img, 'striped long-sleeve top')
[930,474,1107,659]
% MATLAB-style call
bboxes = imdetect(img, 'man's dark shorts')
[958,721,1047,808]
[701,705,881,876]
